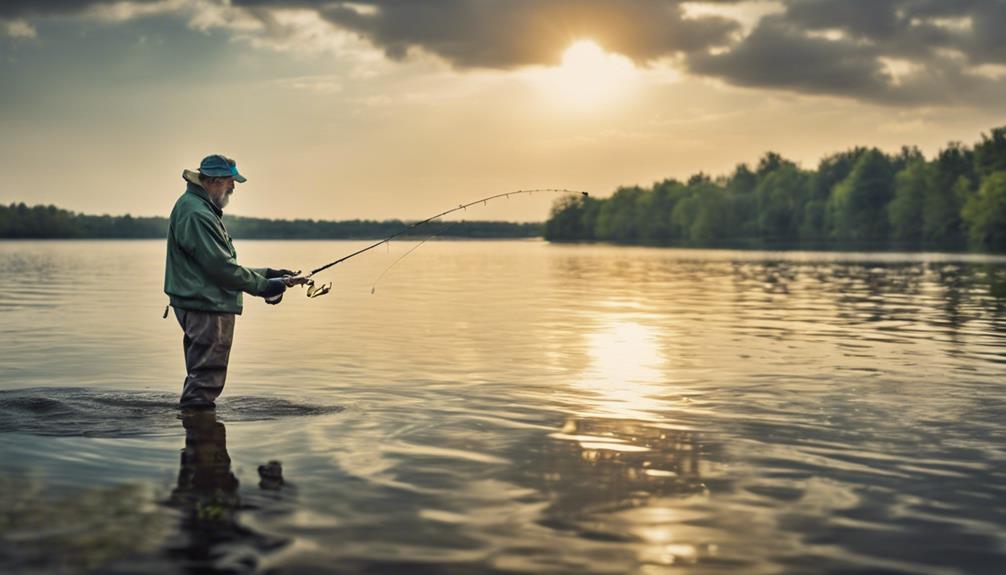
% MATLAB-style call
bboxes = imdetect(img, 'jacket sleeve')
[177,212,271,296]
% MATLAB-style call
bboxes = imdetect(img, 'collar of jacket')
[185,181,223,217]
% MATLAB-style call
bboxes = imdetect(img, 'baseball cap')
[198,154,246,183]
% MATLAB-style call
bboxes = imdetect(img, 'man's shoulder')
[172,190,215,221]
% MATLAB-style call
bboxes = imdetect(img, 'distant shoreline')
[0,236,546,242]
[0,202,544,240]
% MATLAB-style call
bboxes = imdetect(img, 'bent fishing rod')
[286,189,588,298]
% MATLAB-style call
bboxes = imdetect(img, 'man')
[164,154,304,409]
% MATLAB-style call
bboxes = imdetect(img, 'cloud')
[689,0,1006,106]
[0,1,99,18]
[273,74,343,94]
[232,0,743,69]
[691,15,890,96]
[4,0,1005,107]
[84,0,188,23]
[4,19,37,39]
[227,0,1006,106]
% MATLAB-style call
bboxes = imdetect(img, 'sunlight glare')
[529,39,638,111]
[575,316,668,421]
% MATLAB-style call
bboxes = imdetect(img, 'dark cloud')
[232,0,1005,105]
[690,0,1006,106]
[5,0,1005,106]
[774,0,1004,64]
[0,0,152,18]
[784,0,902,40]
[689,15,893,101]
[970,1,1006,64]
[235,0,741,69]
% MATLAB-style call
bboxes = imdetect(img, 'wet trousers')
[174,308,235,408]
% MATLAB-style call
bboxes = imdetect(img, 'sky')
[1,0,1004,222]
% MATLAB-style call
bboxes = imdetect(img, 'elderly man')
[164,154,302,409]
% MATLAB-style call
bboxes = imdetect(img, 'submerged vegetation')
[0,206,542,240]
[546,127,1006,252]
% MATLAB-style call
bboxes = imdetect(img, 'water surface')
[1,240,1005,574]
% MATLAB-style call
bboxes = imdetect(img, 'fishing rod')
[290,188,588,298]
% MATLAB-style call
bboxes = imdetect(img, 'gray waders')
[173,308,235,409]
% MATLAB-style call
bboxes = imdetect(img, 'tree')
[755,161,807,241]
[888,159,934,244]
[974,127,1006,178]
[962,171,1006,252]
[690,186,733,242]
[595,186,645,242]
[828,149,895,242]
[640,180,683,242]
[926,143,974,245]
[814,147,868,200]
[544,195,586,241]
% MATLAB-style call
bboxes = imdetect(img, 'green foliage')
[545,126,1006,252]
[962,171,1006,251]
[888,159,934,244]
[974,128,1006,178]
[828,149,895,242]
[814,147,868,201]
[545,195,595,241]
[755,160,807,241]
[690,186,732,242]
[922,143,974,245]
[596,186,646,242]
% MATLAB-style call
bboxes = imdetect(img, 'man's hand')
[262,278,287,305]
[265,268,312,288]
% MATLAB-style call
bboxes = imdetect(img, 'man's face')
[204,177,235,210]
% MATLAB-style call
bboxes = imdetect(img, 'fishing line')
[297,188,588,297]
[370,219,463,295]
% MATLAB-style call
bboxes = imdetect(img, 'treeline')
[0,204,543,239]
[546,127,1006,252]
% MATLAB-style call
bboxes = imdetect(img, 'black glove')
[265,268,298,279]
[261,278,287,300]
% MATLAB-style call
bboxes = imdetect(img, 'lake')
[1,239,1005,574]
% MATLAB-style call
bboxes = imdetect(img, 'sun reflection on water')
[539,304,721,569]
[575,314,671,422]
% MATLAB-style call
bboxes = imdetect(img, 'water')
[1,239,1005,574]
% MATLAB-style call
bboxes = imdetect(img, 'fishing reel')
[305,279,332,298]
[265,272,332,303]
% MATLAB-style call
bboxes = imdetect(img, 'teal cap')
[198,154,246,183]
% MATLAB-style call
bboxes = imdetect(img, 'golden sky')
[1,1,1004,221]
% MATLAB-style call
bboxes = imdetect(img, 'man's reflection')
[166,409,287,571]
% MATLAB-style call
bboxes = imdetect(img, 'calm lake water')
[1,239,1005,574]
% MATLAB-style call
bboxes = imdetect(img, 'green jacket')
[164,176,269,314]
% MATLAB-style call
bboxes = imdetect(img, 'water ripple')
[2,241,1006,573]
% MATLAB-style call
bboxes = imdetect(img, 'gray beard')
[210,191,231,210]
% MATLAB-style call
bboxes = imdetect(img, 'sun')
[529,39,638,110]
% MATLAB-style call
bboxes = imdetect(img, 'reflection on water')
[543,418,713,568]
[0,411,297,574]
[0,474,173,573]
[2,241,1006,573]
[573,316,670,421]
[167,410,290,572]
